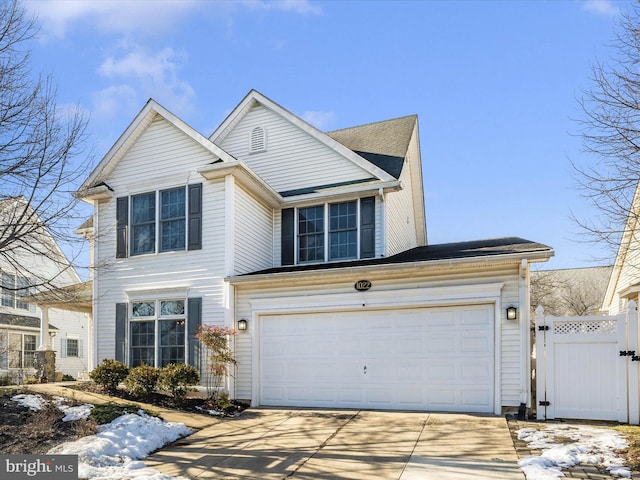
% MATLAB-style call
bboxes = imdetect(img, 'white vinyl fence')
[535,301,640,423]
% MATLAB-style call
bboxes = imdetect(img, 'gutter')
[227,249,554,286]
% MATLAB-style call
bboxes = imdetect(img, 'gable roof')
[0,313,58,330]
[210,90,397,183]
[325,115,417,178]
[75,99,238,198]
[229,237,553,282]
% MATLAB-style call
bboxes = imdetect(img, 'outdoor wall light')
[506,306,518,320]
[237,319,248,331]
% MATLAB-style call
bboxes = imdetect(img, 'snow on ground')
[517,423,631,479]
[48,410,191,479]
[12,393,93,421]
[11,393,191,479]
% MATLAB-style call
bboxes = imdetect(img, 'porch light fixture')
[237,319,248,331]
[506,306,517,320]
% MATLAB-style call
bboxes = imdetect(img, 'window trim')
[129,299,187,367]
[128,186,187,257]
[1,272,33,312]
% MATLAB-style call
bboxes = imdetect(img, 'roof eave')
[227,249,554,286]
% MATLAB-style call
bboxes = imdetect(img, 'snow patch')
[517,424,631,479]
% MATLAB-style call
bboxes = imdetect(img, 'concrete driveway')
[144,409,524,480]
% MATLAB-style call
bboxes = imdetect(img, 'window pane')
[159,319,185,367]
[329,201,357,260]
[1,272,15,308]
[131,193,156,255]
[16,276,29,310]
[298,206,324,262]
[8,333,21,368]
[130,321,155,367]
[161,188,186,252]
[161,219,186,251]
[66,339,79,358]
[161,300,185,316]
[132,302,155,317]
[23,335,36,368]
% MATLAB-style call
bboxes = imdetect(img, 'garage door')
[259,304,494,412]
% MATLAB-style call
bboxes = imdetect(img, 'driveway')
[144,409,524,480]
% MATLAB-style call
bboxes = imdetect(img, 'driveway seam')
[396,413,430,480]
[284,410,362,479]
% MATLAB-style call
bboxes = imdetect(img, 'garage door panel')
[259,305,494,412]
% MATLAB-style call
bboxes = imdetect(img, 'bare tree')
[0,0,91,291]
[574,4,640,261]
[530,266,612,317]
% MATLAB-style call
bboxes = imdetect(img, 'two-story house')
[75,90,552,414]
[0,197,90,381]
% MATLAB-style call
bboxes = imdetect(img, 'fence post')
[627,301,639,425]
[535,305,548,420]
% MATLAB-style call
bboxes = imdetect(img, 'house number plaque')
[354,280,372,291]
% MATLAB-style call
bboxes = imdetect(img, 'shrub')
[196,325,237,402]
[0,374,12,386]
[89,359,129,393]
[90,402,143,424]
[124,365,160,399]
[61,374,76,382]
[158,363,200,403]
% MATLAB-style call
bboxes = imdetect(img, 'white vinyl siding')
[386,163,418,256]
[93,118,229,365]
[234,184,274,275]
[219,104,373,193]
[233,263,524,410]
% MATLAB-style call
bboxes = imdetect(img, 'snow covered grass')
[11,393,192,480]
[517,423,631,479]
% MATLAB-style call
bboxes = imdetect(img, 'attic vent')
[249,126,266,153]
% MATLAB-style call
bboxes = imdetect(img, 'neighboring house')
[75,90,553,414]
[531,266,612,317]
[0,198,90,380]
[602,196,640,314]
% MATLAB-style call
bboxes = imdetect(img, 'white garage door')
[259,304,494,412]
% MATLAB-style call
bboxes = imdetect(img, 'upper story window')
[249,126,266,153]
[1,272,33,312]
[116,183,202,258]
[281,197,375,266]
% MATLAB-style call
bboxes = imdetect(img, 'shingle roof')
[326,115,417,179]
[239,237,553,277]
[0,313,58,330]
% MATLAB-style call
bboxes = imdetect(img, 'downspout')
[519,258,530,410]
[378,187,386,257]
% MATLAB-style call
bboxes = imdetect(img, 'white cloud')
[24,0,201,39]
[241,0,322,15]
[93,46,196,119]
[582,0,620,16]
[25,0,321,40]
[302,110,336,130]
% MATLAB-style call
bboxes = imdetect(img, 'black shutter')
[360,197,375,259]
[187,298,202,369]
[115,303,127,363]
[116,197,128,258]
[281,208,295,265]
[188,184,202,250]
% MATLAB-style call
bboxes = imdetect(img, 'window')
[63,338,79,358]
[1,272,32,311]
[130,299,186,367]
[7,333,36,369]
[117,184,202,258]
[285,198,374,265]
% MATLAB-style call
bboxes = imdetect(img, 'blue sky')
[23,0,630,270]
